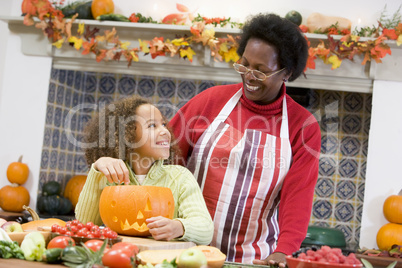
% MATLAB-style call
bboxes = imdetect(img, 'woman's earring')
[283,78,288,82]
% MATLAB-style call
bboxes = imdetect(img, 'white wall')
[360,80,402,249]
[0,0,401,250]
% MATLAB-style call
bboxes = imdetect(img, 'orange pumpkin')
[91,0,114,19]
[383,191,402,224]
[0,184,30,212]
[7,155,29,185]
[64,175,87,208]
[99,185,175,236]
[376,222,402,251]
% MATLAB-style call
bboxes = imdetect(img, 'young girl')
[75,96,213,245]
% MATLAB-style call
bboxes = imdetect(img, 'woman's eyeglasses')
[233,63,285,82]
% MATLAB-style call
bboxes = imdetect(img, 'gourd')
[61,1,94,19]
[285,10,302,26]
[6,155,29,185]
[64,175,87,208]
[194,245,226,268]
[99,185,175,236]
[306,12,351,33]
[383,190,402,224]
[0,184,30,212]
[376,189,402,250]
[22,205,66,231]
[91,0,114,20]
[376,222,402,251]
[37,181,72,215]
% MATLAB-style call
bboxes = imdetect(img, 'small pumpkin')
[383,190,402,224]
[0,184,30,212]
[22,205,66,231]
[91,0,114,20]
[6,155,29,185]
[285,10,302,26]
[64,175,87,208]
[37,195,72,215]
[376,222,402,251]
[99,185,175,236]
[42,181,61,196]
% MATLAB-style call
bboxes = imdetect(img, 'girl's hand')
[253,252,287,267]
[94,157,130,185]
[146,216,184,241]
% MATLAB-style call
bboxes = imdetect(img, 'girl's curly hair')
[237,13,308,82]
[83,95,181,167]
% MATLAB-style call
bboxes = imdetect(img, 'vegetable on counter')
[20,231,46,261]
[22,205,66,231]
[0,240,25,259]
[96,13,130,22]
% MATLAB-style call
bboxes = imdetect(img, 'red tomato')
[47,236,76,249]
[111,242,139,256]
[84,239,109,252]
[102,248,133,268]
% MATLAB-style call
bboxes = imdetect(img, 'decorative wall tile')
[40,69,372,248]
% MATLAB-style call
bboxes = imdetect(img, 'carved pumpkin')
[99,185,174,236]
[7,155,29,185]
[383,190,402,224]
[0,184,30,212]
[376,222,402,251]
[64,175,87,208]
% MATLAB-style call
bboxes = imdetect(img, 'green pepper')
[20,231,46,261]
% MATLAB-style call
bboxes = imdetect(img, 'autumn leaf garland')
[22,0,401,70]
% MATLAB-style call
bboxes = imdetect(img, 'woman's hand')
[253,252,287,267]
[146,216,184,241]
[94,157,130,185]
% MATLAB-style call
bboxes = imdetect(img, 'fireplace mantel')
[2,16,401,93]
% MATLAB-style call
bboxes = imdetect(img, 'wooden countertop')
[0,259,65,267]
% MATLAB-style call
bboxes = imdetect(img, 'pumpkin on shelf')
[63,175,87,208]
[99,185,175,236]
[383,190,402,224]
[6,155,29,185]
[376,222,402,251]
[37,181,72,215]
[0,183,30,212]
[91,0,114,20]
[376,189,402,251]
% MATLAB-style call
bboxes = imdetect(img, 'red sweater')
[170,83,321,256]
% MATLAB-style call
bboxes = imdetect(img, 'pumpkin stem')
[18,155,23,163]
[23,205,40,221]
[399,189,402,196]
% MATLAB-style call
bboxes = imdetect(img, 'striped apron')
[187,89,292,263]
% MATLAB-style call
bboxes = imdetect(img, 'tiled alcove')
[39,67,371,248]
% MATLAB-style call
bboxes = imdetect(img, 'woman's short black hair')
[237,13,308,82]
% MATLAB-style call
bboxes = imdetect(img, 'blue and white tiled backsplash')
[40,68,371,248]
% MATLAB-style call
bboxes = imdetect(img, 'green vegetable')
[61,1,93,19]
[285,10,302,26]
[42,181,61,196]
[20,231,46,261]
[0,240,25,259]
[96,14,130,22]
[37,195,72,215]
[61,240,108,267]
[42,248,63,263]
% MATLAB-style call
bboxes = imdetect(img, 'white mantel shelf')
[2,16,402,93]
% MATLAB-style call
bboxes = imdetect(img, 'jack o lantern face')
[99,185,175,236]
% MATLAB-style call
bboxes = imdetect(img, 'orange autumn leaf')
[383,28,398,40]
[82,38,96,55]
[96,49,107,62]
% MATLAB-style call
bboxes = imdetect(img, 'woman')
[169,13,321,266]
